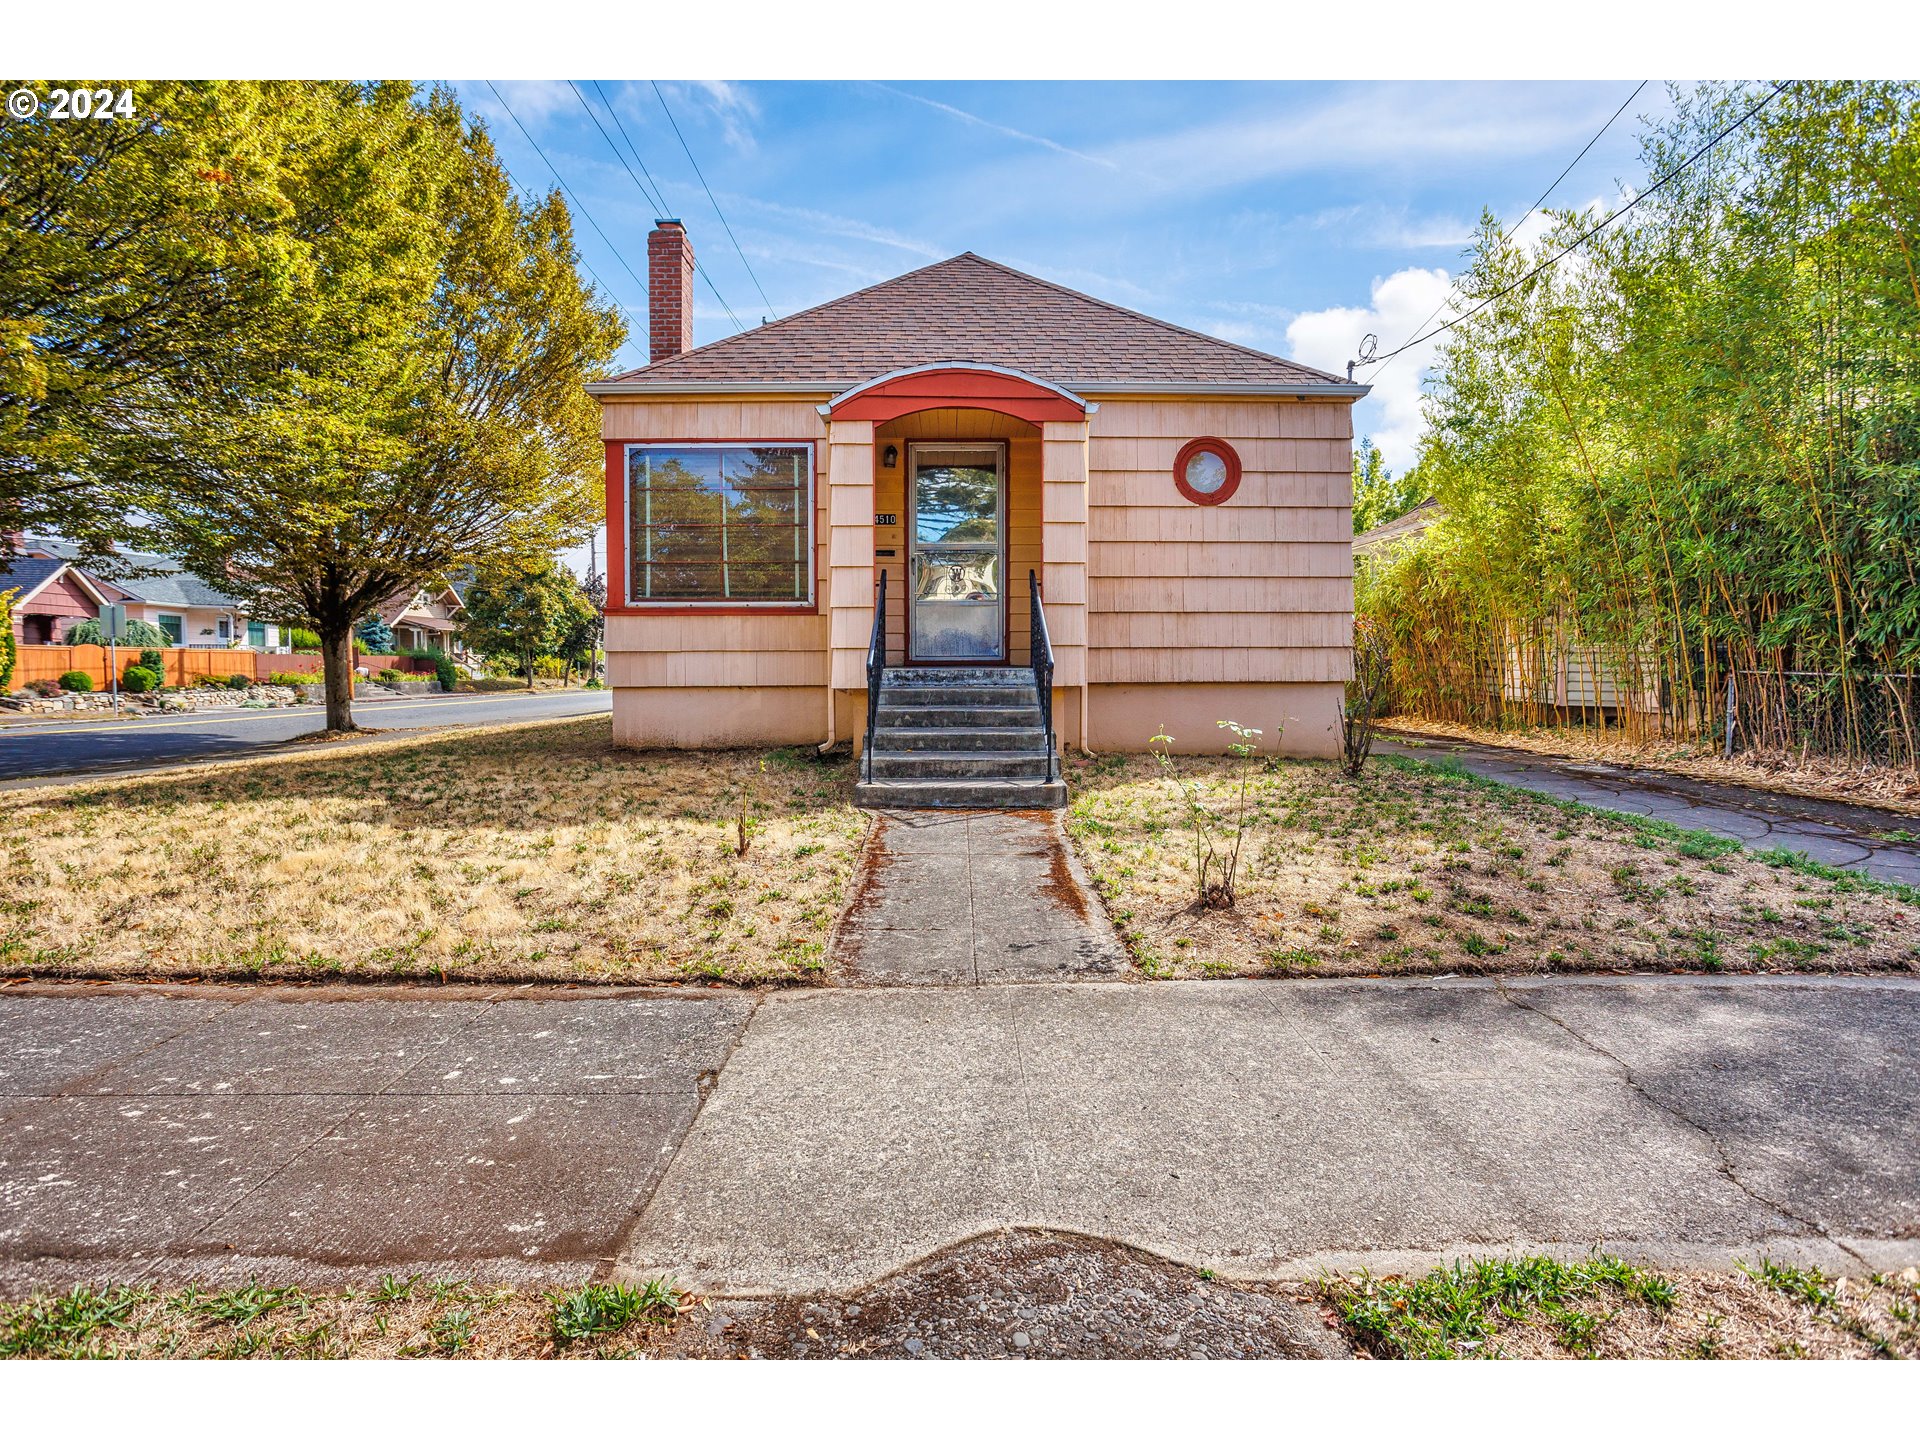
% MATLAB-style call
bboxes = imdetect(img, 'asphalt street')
[0,689,612,782]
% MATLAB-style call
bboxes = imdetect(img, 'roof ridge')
[957,253,1344,385]
[601,253,978,384]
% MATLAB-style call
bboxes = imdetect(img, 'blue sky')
[460,80,1665,568]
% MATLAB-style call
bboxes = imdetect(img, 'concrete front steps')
[853,666,1065,810]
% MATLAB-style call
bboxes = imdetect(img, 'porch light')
[882,444,899,468]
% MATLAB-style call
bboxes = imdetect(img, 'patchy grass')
[6,1256,1914,1360]
[0,717,866,985]
[1066,751,1920,980]
[1325,1254,1920,1360]
[0,1276,686,1360]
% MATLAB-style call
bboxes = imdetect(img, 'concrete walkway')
[613,975,1920,1293]
[1380,734,1920,888]
[833,810,1125,985]
[7,975,1914,1298]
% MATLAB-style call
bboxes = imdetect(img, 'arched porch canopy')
[820,362,1094,426]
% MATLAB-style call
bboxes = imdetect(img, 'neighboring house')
[587,223,1365,805]
[378,577,471,658]
[2,552,116,645]
[1352,497,1442,563]
[1352,501,1655,717]
[18,537,280,649]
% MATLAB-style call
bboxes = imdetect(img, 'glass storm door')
[908,443,1005,662]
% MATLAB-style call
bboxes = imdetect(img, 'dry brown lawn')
[1065,750,1920,980]
[0,717,867,984]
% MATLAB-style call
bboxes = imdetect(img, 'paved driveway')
[0,689,612,782]
[5,976,1915,1297]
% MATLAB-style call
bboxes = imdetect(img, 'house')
[378,575,472,659]
[1352,500,1655,719]
[16,537,280,649]
[2,551,117,645]
[587,223,1365,806]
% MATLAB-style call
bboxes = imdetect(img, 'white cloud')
[1285,266,1456,475]
[473,79,573,126]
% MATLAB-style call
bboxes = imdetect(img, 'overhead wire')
[1363,80,1649,386]
[650,80,778,321]
[1358,80,1790,371]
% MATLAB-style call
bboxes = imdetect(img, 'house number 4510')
[874,513,898,526]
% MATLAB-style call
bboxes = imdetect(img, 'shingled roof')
[592,253,1352,393]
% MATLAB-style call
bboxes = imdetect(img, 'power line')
[651,80,778,320]
[483,80,655,319]
[1364,80,1648,386]
[573,81,747,336]
[1359,81,1789,372]
[487,145,646,369]
[567,79,667,215]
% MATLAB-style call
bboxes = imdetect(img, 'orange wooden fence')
[11,645,434,689]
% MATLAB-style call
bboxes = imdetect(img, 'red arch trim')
[826,365,1089,425]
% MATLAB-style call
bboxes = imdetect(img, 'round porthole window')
[1173,437,1241,505]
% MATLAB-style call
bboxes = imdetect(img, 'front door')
[907,442,1005,662]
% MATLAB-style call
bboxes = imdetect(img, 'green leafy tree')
[0,587,16,691]
[461,559,585,688]
[123,84,623,733]
[554,571,604,686]
[1351,436,1420,534]
[0,81,333,552]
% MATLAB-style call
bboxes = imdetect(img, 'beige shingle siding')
[1087,398,1354,688]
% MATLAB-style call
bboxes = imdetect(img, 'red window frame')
[1172,436,1242,506]
[605,439,819,615]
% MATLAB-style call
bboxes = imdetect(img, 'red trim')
[829,366,1086,426]
[1172,436,1242,505]
[604,438,820,613]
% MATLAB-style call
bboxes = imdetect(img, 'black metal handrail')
[864,570,887,782]
[1029,569,1056,782]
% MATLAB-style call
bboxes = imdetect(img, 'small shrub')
[286,626,322,652]
[1340,613,1390,776]
[377,667,408,683]
[225,672,252,691]
[57,669,94,693]
[120,665,159,694]
[26,677,61,698]
[1150,719,1268,910]
[268,671,315,687]
[432,653,459,691]
[138,648,165,676]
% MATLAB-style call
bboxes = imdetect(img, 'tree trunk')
[319,619,357,733]
[523,647,535,689]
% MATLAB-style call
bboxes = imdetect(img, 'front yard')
[0,718,865,984]
[1066,750,1920,980]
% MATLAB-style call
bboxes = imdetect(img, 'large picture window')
[626,443,813,605]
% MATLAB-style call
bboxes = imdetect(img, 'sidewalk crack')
[1492,978,1867,1265]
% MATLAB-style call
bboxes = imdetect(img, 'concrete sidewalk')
[0,984,750,1295]
[614,975,1920,1294]
[5,975,1916,1299]
[1379,734,1920,887]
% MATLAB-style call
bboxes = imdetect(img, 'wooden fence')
[11,645,434,689]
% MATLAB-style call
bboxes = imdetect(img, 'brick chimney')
[647,219,695,365]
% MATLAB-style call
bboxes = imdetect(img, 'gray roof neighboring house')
[0,554,71,603]
[1353,498,1443,559]
[22,536,246,609]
